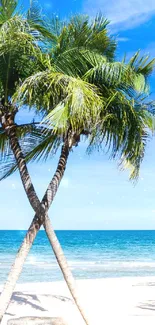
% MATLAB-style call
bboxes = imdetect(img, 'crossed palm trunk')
[0,122,90,325]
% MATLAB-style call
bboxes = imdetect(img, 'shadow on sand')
[138,300,155,311]
[0,290,72,316]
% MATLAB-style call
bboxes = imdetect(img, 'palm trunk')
[42,143,90,325]
[7,125,41,213]
[0,131,90,325]
[0,215,42,322]
[44,217,90,325]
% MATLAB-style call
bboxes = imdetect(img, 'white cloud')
[83,0,155,31]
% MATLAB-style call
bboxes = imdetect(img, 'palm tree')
[0,7,99,324]
[0,9,154,325]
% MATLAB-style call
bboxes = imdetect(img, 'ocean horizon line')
[1,229,155,231]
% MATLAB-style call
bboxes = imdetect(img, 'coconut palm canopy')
[0,2,154,181]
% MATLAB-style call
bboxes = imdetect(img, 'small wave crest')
[25,257,155,270]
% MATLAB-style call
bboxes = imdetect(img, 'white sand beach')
[1,276,155,325]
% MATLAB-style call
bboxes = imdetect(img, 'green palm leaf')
[49,14,116,61]
[0,123,52,180]
[0,16,42,101]
[0,0,18,26]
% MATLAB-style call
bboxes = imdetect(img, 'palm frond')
[0,125,17,180]
[0,16,42,100]
[14,71,103,134]
[0,124,62,180]
[53,48,152,95]
[27,1,57,42]
[0,155,17,180]
[129,51,155,76]
[84,61,135,88]
[0,127,10,159]
[24,130,62,162]
[48,14,116,61]
[87,93,154,179]
[52,48,107,78]
[0,122,49,179]
[83,52,155,94]
[0,0,18,26]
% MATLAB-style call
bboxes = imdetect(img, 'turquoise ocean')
[1,230,155,284]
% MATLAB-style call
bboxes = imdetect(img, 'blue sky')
[1,0,155,230]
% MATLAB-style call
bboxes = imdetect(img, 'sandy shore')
[1,277,155,325]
